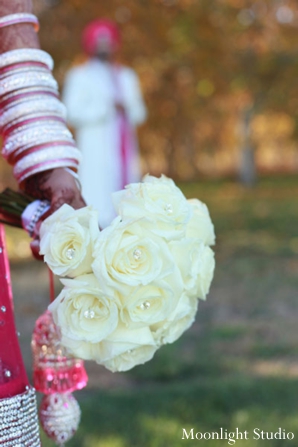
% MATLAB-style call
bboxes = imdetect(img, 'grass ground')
[7,174,298,446]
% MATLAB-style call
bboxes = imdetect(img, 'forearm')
[0,0,86,259]
[0,0,39,52]
[0,1,84,206]
[0,0,40,402]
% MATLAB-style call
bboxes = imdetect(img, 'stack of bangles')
[0,12,81,188]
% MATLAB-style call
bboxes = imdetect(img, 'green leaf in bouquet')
[0,188,35,228]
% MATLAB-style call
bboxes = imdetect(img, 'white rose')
[57,334,111,365]
[48,274,119,343]
[112,174,191,240]
[102,345,157,372]
[120,272,183,328]
[186,198,215,246]
[94,324,158,372]
[169,237,204,293]
[92,217,177,292]
[169,239,215,300]
[143,174,176,187]
[192,245,215,299]
[40,204,100,277]
[151,293,198,345]
[59,335,98,361]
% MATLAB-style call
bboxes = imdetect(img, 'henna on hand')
[23,168,87,260]
[23,167,86,212]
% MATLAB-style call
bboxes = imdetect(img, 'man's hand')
[115,101,126,115]
[23,167,86,259]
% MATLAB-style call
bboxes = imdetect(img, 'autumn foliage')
[2,0,298,184]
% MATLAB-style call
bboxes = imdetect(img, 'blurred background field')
[5,175,298,446]
[1,0,298,445]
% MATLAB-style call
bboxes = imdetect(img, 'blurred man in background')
[63,19,147,228]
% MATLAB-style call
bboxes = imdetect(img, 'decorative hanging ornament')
[31,309,88,445]
[31,309,88,395]
[39,392,81,446]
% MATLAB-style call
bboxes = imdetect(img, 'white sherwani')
[62,59,147,228]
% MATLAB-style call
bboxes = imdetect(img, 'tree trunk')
[238,106,257,186]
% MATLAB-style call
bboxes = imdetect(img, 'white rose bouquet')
[40,175,216,372]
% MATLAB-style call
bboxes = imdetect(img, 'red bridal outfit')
[0,224,40,445]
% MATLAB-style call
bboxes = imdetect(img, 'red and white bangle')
[3,124,74,161]
[0,97,67,131]
[0,96,67,129]
[0,13,39,32]
[0,49,53,71]
[0,70,58,96]
[0,91,59,116]
[0,85,58,109]
[2,113,67,137]
[0,64,51,84]
[14,147,82,184]
[0,48,81,185]
[8,139,77,166]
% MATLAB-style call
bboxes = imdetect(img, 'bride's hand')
[23,167,86,259]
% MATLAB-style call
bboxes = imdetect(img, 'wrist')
[22,167,85,208]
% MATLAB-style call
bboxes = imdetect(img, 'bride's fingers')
[50,188,86,214]
[30,237,43,261]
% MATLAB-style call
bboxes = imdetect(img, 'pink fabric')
[111,66,136,189]
[82,19,121,55]
[119,115,128,187]
[0,225,30,399]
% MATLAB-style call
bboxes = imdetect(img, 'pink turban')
[82,19,121,55]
